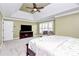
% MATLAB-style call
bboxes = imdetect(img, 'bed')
[29,35,79,56]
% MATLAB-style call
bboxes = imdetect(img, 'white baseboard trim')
[14,38,19,40]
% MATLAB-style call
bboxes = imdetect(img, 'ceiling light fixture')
[33,8,37,11]
[26,3,44,13]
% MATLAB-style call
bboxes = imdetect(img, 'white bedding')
[29,35,79,56]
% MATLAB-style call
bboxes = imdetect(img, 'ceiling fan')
[26,3,44,13]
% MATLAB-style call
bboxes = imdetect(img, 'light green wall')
[13,20,38,39]
[4,12,79,39]
[0,12,3,45]
[55,13,79,38]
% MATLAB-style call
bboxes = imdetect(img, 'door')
[3,21,14,41]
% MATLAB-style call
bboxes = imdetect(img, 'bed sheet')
[29,35,76,56]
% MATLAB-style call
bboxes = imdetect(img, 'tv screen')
[21,25,32,31]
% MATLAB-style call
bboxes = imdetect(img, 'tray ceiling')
[20,3,49,13]
[0,3,79,22]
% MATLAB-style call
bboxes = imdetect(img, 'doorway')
[3,21,14,41]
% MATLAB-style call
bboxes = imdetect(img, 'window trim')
[39,21,54,34]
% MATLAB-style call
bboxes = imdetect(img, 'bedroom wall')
[55,12,79,38]
[0,12,3,46]
[13,20,38,39]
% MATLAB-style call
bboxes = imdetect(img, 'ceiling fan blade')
[31,10,35,14]
[26,7,33,9]
[37,9,40,12]
[31,10,33,12]
[33,3,37,8]
[37,7,44,9]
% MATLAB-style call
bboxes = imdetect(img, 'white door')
[3,21,13,41]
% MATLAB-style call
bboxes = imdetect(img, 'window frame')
[39,21,54,34]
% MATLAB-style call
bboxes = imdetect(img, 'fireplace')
[20,25,33,39]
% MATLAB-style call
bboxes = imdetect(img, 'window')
[39,21,54,34]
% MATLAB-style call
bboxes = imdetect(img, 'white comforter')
[29,35,79,56]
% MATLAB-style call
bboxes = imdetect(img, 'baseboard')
[14,38,19,40]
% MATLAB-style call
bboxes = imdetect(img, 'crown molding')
[55,7,79,18]
[3,16,38,23]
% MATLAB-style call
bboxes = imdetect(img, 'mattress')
[29,35,79,56]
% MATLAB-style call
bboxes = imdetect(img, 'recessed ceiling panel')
[20,3,49,13]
